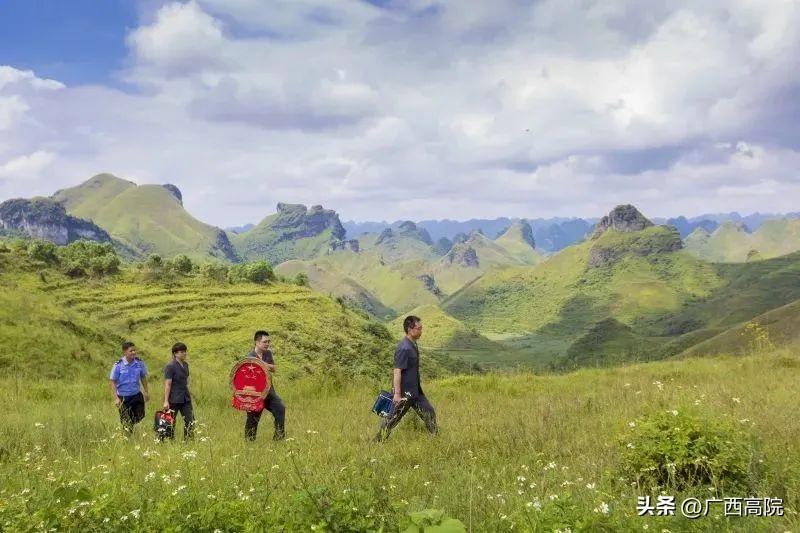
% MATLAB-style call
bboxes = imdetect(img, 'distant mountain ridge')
[231,203,348,265]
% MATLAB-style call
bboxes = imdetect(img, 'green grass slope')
[0,250,474,381]
[53,174,237,261]
[275,259,395,319]
[678,298,800,358]
[494,220,544,264]
[685,218,800,262]
[444,226,724,367]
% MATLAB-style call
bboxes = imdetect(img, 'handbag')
[371,390,394,418]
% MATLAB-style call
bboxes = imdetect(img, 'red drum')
[229,358,272,412]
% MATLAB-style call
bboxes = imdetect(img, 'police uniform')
[110,357,148,433]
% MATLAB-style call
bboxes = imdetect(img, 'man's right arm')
[109,379,120,407]
[392,368,402,403]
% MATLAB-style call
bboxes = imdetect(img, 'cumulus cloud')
[0,0,799,224]
[0,151,56,182]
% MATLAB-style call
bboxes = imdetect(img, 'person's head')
[254,330,271,353]
[172,342,188,362]
[121,341,137,360]
[403,315,422,340]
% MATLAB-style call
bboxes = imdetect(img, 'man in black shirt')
[163,342,195,440]
[375,315,437,441]
[244,330,286,441]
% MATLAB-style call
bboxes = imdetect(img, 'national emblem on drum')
[229,358,272,411]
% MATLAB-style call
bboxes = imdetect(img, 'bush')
[146,254,164,270]
[229,260,275,284]
[200,262,229,283]
[620,409,758,494]
[57,241,120,277]
[27,240,59,265]
[294,272,309,286]
[170,254,193,275]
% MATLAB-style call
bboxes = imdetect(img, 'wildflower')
[424,481,431,487]
[732,397,741,404]
[130,509,140,519]
[628,421,636,428]
[544,461,556,470]
[517,476,526,482]
[528,482,536,489]
[172,485,187,496]
[627,442,635,449]
[549,494,558,501]
[200,437,209,442]
[739,418,750,424]
[667,409,678,416]
[586,483,596,490]
[624,383,631,387]
[181,450,197,460]
[413,464,420,469]
[561,481,572,487]
[271,464,279,470]
[652,381,664,390]
[34,423,45,429]
[594,502,610,514]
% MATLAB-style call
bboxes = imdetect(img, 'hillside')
[444,208,800,369]
[53,174,237,261]
[685,218,800,262]
[0,249,472,380]
[231,203,347,265]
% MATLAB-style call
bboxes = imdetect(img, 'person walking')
[244,330,286,441]
[375,315,437,441]
[162,342,195,440]
[109,341,149,435]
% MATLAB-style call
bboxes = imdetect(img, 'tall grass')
[1,349,798,531]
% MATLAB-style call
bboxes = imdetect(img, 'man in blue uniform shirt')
[244,330,286,441]
[109,341,150,435]
[375,315,438,441]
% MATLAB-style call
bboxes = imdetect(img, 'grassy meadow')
[1,243,800,531]
[1,350,799,531]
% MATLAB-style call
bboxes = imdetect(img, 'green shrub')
[199,261,229,283]
[294,272,309,286]
[170,254,193,275]
[400,509,466,532]
[229,260,275,284]
[27,240,59,265]
[57,241,119,277]
[620,409,758,494]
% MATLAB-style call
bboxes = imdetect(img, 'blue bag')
[372,390,394,417]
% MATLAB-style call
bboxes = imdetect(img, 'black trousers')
[168,401,195,440]
[375,394,437,441]
[245,389,285,441]
[119,392,145,434]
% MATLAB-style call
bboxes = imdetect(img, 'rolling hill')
[0,247,471,380]
[684,218,800,262]
[52,174,237,261]
[443,205,800,370]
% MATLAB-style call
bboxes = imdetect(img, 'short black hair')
[403,315,421,333]
[172,342,187,354]
[254,330,270,342]
[121,341,135,351]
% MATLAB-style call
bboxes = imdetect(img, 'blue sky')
[0,0,798,226]
[0,0,139,86]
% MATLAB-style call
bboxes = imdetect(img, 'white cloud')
[0,151,56,181]
[0,0,799,224]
